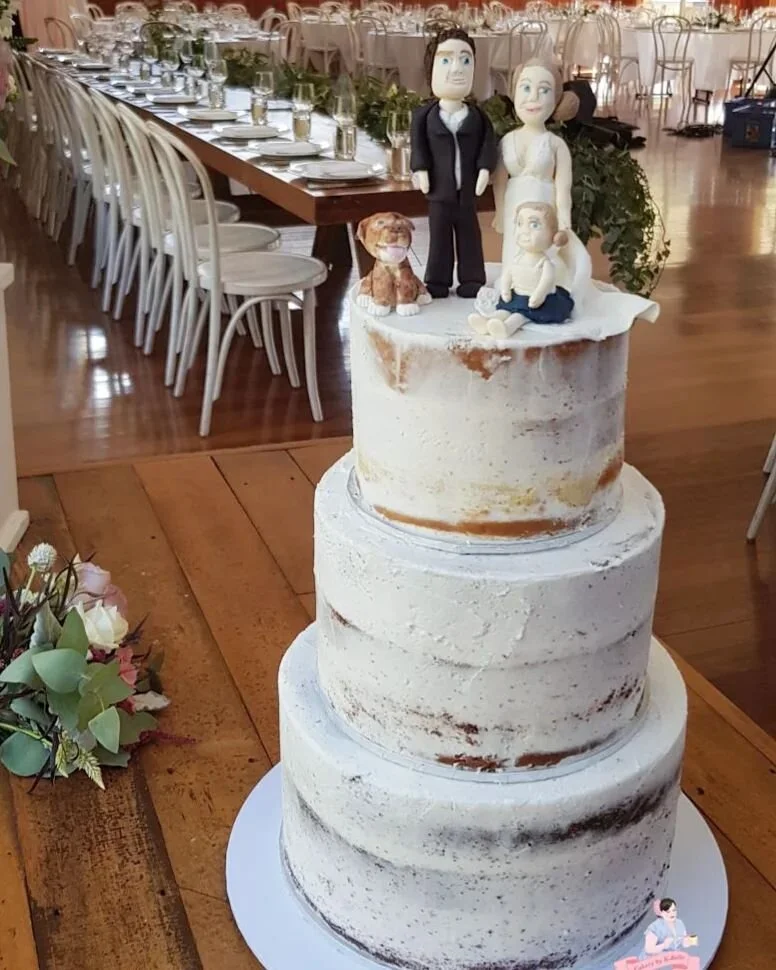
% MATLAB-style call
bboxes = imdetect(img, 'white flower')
[474,286,499,317]
[73,601,129,650]
[132,691,170,713]
[27,543,58,573]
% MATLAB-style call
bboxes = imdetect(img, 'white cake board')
[226,765,727,970]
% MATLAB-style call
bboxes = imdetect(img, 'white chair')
[87,4,105,18]
[491,21,549,93]
[259,8,287,31]
[44,17,76,49]
[560,15,588,81]
[747,431,776,540]
[353,14,394,82]
[221,3,250,16]
[728,13,776,96]
[146,122,329,434]
[651,16,694,124]
[70,12,95,45]
[274,20,303,67]
[596,12,641,102]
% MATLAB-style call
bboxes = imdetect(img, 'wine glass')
[251,69,275,125]
[292,82,316,141]
[140,38,159,81]
[387,109,412,182]
[159,40,180,89]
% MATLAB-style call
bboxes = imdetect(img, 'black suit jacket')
[410,100,498,204]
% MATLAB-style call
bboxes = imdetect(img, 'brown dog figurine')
[356,213,431,317]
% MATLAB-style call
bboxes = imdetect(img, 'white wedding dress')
[500,128,592,305]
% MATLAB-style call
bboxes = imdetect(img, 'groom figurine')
[410,28,498,298]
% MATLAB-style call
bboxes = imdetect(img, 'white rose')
[73,602,129,650]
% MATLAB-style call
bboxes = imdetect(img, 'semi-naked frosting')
[281,629,686,970]
[316,453,664,769]
[350,275,659,543]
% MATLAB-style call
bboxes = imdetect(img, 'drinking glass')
[292,82,315,141]
[251,69,274,125]
[185,51,206,98]
[387,109,412,181]
[159,45,180,88]
[208,57,228,108]
[139,38,158,81]
[333,91,357,160]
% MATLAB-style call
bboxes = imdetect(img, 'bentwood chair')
[146,123,329,434]
[728,12,776,96]
[747,431,776,540]
[44,17,76,49]
[87,4,105,18]
[651,16,694,123]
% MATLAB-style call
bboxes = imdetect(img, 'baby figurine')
[468,202,575,338]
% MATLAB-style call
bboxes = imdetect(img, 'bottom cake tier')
[279,627,687,970]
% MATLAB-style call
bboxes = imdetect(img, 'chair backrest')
[45,17,76,48]
[11,54,35,131]
[221,3,249,16]
[70,12,94,41]
[595,11,620,66]
[508,20,549,72]
[745,12,776,72]
[87,3,105,19]
[560,15,587,79]
[89,89,136,223]
[60,75,108,199]
[260,8,287,31]
[274,20,302,65]
[353,14,390,78]
[115,1,150,21]
[146,121,221,293]
[426,3,450,19]
[112,100,168,251]
[525,0,553,19]
[287,2,302,22]
[652,16,693,66]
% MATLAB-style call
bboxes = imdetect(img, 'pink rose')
[72,561,129,619]
[117,646,138,688]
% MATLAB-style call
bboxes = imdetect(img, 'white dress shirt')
[439,104,469,191]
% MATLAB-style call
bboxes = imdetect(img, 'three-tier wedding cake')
[276,283,686,969]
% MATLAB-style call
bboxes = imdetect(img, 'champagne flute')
[208,56,228,108]
[251,69,274,125]
[333,88,357,160]
[387,109,412,181]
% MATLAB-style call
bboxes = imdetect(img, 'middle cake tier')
[316,453,664,770]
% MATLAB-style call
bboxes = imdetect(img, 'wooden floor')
[2,441,776,970]
[3,98,775,735]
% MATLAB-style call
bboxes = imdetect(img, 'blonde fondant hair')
[514,202,569,248]
[512,58,580,123]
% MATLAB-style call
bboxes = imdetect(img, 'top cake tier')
[350,279,658,544]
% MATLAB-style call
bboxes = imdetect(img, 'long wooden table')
[2,438,776,970]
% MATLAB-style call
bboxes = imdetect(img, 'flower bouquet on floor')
[0,544,169,789]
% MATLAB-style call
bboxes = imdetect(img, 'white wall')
[0,264,29,552]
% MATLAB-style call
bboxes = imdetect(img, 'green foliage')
[118,709,157,745]
[31,649,87,694]
[89,707,121,754]
[354,76,423,147]
[0,649,44,689]
[481,95,668,296]
[0,732,49,777]
[9,37,36,53]
[56,609,88,655]
[223,47,271,88]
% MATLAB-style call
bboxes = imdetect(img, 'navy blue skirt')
[496,286,574,325]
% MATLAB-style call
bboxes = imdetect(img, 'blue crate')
[726,99,776,148]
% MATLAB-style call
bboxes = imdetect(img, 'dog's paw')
[396,302,419,317]
[416,291,432,306]
[368,300,391,317]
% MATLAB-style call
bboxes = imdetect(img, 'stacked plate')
[251,140,327,162]
[75,62,112,71]
[178,108,240,123]
[289,160,386,183]
[147,92,201,106]
[215,124,288,141]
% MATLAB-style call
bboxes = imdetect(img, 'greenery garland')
[222,50,668,295]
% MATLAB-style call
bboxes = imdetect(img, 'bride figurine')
[492,57,592,304]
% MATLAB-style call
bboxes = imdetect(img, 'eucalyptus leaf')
[93,745,131,768]
[47,690,81,733]
[81,660,133,706]
[10,697,49,726]
[117,708,157,745]
[32,602,63,649]
[32,649,87,693]
[0,732,49,777]
[76,693,103,732]
[0,651,44,689]
[89,707,121,754]
[56,610,89,656]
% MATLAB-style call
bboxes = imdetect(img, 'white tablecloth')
[546,17,600,68]
[216,32,283,61]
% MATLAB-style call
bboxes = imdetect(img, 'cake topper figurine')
[410,28,498,299]
[492,57,592,304]
[356,212,431,317]
[469,201,575,336]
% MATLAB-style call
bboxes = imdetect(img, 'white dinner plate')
[40,47,74,55]
[76,62,112,71]
[216,124,286,140]
[252,140,326,158]
[147,93,201,105]
[180,108,239,122]
[289,160,386,182]
[126,82,165,93]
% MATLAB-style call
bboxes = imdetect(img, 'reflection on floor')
[1,97,775,734]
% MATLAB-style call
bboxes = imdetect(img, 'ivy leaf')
[10,697,49,726]
[0,732,49,777]
[0,651,44,689]
[93,745,131,768]
[56,610,89,656]
[117,709,157,745]
[88,707,121,754]
[32,602,62,649]
[32,649,87,694]
[47,690,81,733]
